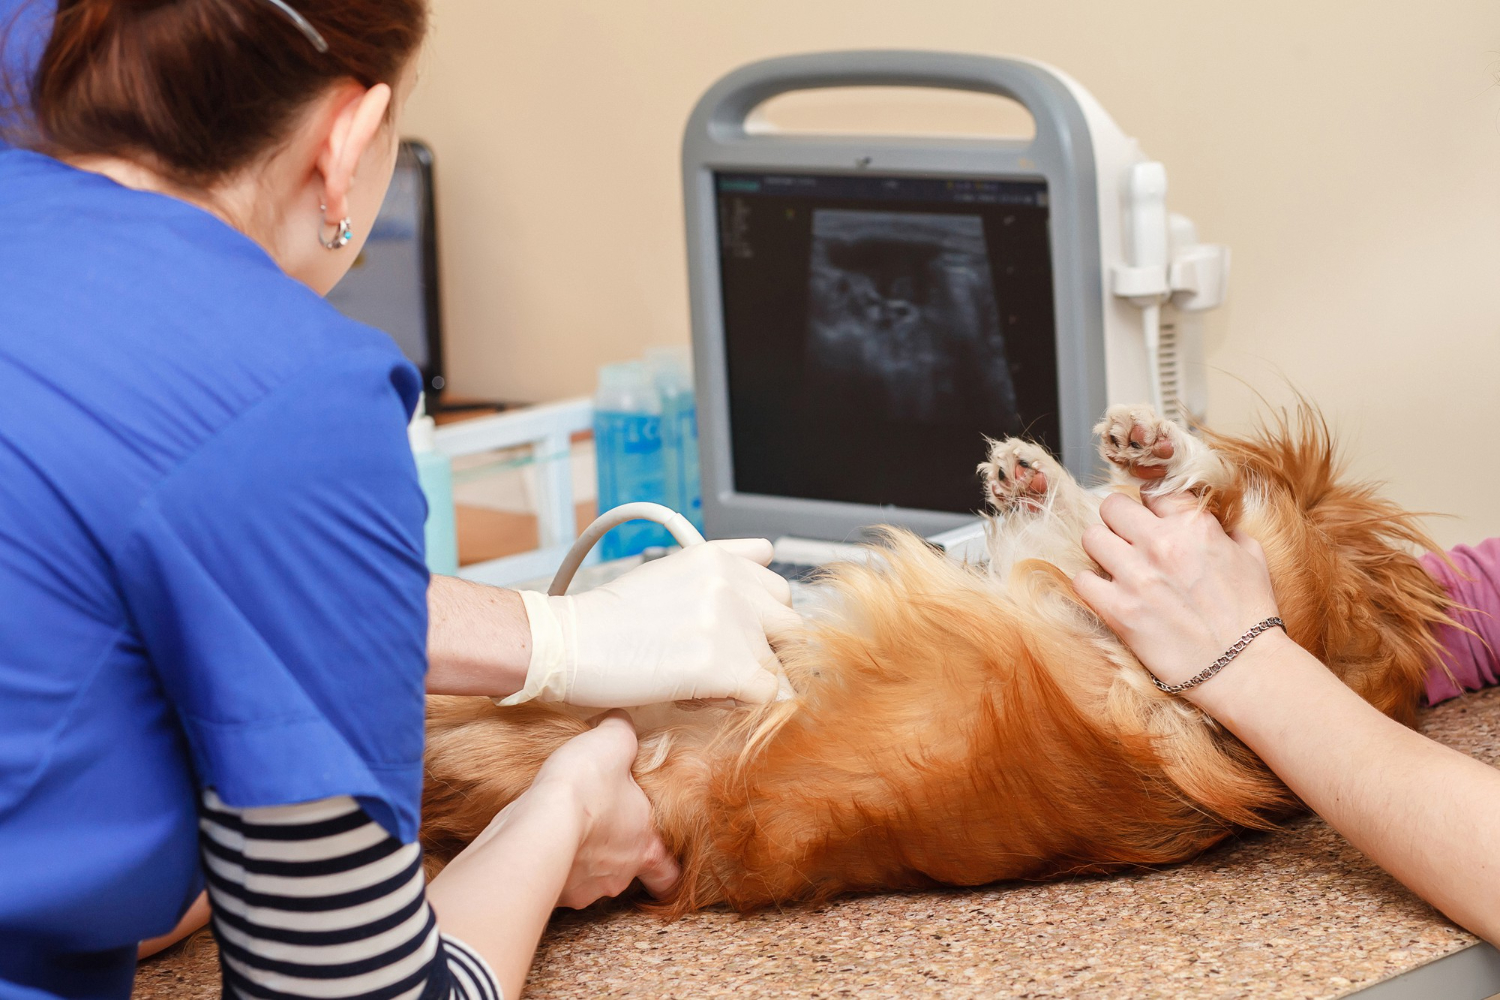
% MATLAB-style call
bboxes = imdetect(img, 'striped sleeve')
[199,790,502,1000]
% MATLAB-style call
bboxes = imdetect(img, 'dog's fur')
[421,404,1450,916]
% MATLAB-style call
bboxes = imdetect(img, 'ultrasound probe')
[548,503,706,596]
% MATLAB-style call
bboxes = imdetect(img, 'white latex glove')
[498,539,800,708]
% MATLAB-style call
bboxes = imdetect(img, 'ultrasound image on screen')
[716,173,1057,514]
[805,209,1018,427]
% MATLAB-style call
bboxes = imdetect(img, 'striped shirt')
[199,791,501,1000]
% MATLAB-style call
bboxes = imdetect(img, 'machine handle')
[690,49,1074,151]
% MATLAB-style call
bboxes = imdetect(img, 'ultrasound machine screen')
[325,142,444,402]
[715,171,1058,515]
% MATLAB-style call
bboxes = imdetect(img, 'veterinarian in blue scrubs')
[0,2,791,998]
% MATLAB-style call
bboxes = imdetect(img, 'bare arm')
[137,890,210,959]
[425,779,581,998]
[1196,631,1500,942]
[426,713,679,1000]
[426,575,532,697]
[192,716,673,1000]
[1074,492,1500,944]
[424,540,796,703]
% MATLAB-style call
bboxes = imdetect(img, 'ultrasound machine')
[325,140,447,406]
[682,51,1229,572]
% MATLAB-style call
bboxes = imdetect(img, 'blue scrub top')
[0,149,432,998]
[0,0,51,147]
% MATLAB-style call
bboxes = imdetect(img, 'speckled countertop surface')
[134,687,1500,1000]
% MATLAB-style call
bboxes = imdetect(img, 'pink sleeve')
[1421,538,1500,705]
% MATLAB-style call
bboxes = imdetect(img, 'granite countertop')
[133,687,1500,1000]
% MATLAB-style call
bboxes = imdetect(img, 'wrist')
[425,578,534,696]
[518,775,589,846]
[1184,628,1313,727]
[463,773,586,860]
[494,591,575,705]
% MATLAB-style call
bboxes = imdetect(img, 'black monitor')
[715,171,1057,515]
[326,140,446,406]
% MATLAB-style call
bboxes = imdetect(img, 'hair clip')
[258,0,330,54]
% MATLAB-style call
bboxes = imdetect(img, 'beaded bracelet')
[1150,617,1286,695]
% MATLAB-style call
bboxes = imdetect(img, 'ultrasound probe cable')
[548,502,706,596]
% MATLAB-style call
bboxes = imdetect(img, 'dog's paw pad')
[1094,405,1176,480]
[979,439,1058,512]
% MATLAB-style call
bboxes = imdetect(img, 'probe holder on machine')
[682,50,1228,545]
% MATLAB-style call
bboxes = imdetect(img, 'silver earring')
[318,203,353,250]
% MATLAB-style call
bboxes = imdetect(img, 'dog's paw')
[979,438,1059,512]
[1094,404,1177,481]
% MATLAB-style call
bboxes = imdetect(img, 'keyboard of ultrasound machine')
[764,525,987,587]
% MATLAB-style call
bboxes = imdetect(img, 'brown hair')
[22,0,426,186]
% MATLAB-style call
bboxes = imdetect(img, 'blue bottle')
[648,346,704,533]
[408,394,459,576]
[593,361,674,559]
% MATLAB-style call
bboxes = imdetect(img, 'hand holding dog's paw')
[1073,491,1283,701]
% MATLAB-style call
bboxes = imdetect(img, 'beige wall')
[404,1,1500,546]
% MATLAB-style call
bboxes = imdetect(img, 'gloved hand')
[498,539,800,708]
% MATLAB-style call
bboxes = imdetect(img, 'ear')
[316,82,393,225]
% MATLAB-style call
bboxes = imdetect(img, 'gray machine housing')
[682,50,1182,543]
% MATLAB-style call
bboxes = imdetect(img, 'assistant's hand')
[1072,492,1283,697]
[427,713,679,997]
[531,711,679,908]
[502,539,800,708]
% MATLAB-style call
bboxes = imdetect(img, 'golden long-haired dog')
[421,403,1449,915]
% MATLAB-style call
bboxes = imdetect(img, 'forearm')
[426,575,532,696]
[137,890,209,959]
[199,794,504,1000]
[426,782,583,1000]
[1200,634,1500,942]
